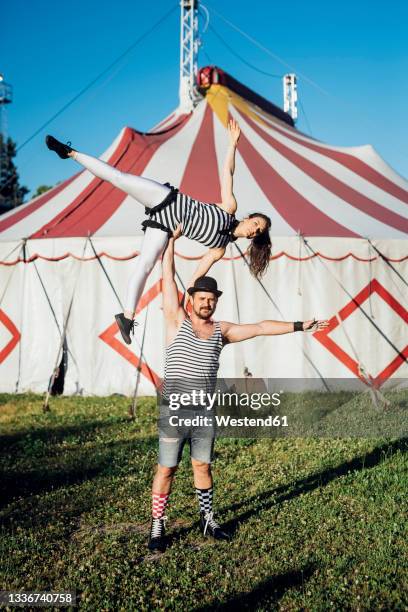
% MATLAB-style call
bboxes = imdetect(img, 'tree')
[32,184,52,198]
[0,135,29,214]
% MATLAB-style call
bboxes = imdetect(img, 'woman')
[46,119,272,344]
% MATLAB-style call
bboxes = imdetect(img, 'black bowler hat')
[187,276,223,297]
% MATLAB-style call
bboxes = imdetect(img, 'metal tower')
[179,0,202,112]
[283,73,298,122]
[0,74,13,139]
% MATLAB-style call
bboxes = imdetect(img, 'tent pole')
[16,239,28,393]
[367,240,375,319]
[43,237,89,412]
[30,253,80,374]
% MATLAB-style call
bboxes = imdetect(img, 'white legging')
[75,151,171,314]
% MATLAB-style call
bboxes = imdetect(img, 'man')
[148,232,329,552]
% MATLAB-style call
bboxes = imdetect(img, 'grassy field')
[0,392,407,611]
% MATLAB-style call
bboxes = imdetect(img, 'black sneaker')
[148,516,167,552]
[45,135,73,159]
[199,511,231,541]
[115,313,138,345]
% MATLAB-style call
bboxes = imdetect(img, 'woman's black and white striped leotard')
[142,186,238,249]
[162,317,224,401]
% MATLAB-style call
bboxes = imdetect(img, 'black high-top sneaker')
[115,313,138,345]
[45,135,73,159]
[199,511,231,541]
[148,516,167,552]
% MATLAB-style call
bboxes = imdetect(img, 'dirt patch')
[138,550,165,563]
[71,520,148,541]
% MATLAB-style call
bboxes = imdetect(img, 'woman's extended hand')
[172,223,182,239]
[303,318,330,332]
[228,118,241,147]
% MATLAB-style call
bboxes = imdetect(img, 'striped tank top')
[142,187,238,249]
[162,317,224,402]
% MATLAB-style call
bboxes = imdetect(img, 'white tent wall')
[0,248,65,393]
[63,246,166,397]
[1,256,25,393]
[0,236,406,395]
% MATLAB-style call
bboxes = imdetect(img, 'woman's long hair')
[247,213,272,279]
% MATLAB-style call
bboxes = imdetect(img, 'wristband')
[293,321,303,332]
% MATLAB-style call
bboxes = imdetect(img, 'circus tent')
[0,67,407,396]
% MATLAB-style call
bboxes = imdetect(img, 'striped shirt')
[147,191,238,248]
[162,317,224,402]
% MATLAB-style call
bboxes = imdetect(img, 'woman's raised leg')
[73,151,171,208]
[46,134,171,207]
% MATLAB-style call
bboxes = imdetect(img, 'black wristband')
[293,321,303,332]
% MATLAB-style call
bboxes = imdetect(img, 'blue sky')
[2,0,407,198]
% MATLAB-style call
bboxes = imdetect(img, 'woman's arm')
[219,119,240,215]
[183,247,225,307]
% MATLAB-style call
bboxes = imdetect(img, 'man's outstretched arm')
[221,318,329,344]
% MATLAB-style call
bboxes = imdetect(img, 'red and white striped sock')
[152,492,170,519]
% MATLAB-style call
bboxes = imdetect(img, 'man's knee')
[191,458,211,474]
[156,463,178,479]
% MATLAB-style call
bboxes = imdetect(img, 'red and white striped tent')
[0,67,407,395]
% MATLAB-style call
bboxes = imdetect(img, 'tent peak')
[197,65,294,128]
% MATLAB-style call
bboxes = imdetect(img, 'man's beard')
[194,306,213,320]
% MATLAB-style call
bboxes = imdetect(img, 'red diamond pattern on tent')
[0,309,21,364]
[99,280,184,389]
[314,279,408,387]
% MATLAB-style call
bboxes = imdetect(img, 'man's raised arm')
[162,229,185,328]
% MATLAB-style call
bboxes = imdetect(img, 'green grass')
[0,392,407,611]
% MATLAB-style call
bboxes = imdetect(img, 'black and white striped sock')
[195,487,213,514]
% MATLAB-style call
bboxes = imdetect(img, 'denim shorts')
[158,405,215,468]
